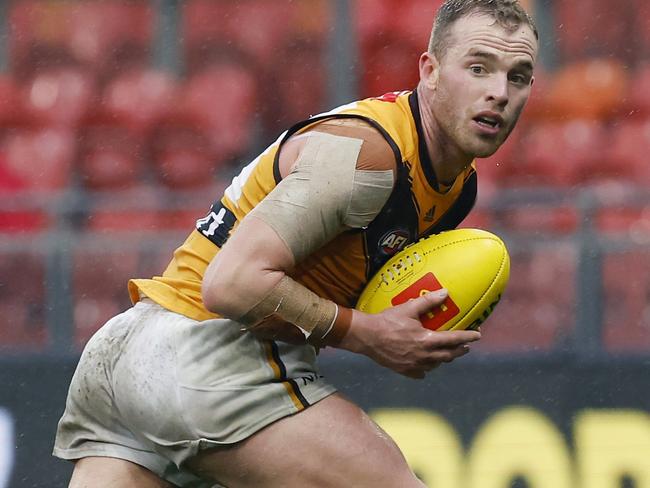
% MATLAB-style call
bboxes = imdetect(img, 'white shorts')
[53,300,336,487]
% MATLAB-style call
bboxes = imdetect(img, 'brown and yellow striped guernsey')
[128,90,477,323]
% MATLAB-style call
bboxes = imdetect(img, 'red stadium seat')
[476,124,525,192]
[148,112,220,190]
[183,0,311,70]
[0,209,49,233]
[20,66,96,128]
[545,59,628,121]
[553,0,633,63]
[353,0,393,51]
[0,298,48,348]
[457,208,493,230]
[82,185,162,231]
[8,1,75,77]
[162,209,211,231]
[511,120,605,187]
[225,0,311,68]
[72,239,179,347]
[85,209,163,233]
[82,177,222,233]
[354,0,421,97]
[0,252,47,348]
[360,36,420,98]
[269,38,328,130]
[181,64,257,163]
[480,245,577,352]
[72,248,138,346]
[602,251,650,352]
[77,111,145,190]
[599,119,650,185]
[290,0,333,40]
[0,209,51,233]
[518,69,551,123]
[628,65,650,118]
[0,76,20,127]
[101,68,179,135]
[389,0,444,48]
[0,126,75,191]
[182,1,328,135]
[9,0,155,77]
[633,0,650,61]
[596,206,650,240]
[153,146,215,190]
[180,0,226,50]
[73,296,122,347]
[68,1,154,75]
[0,127,57,231]
[496,206,579,234]
[354,0,443,52]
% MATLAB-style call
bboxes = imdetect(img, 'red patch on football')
[391,272,461,330]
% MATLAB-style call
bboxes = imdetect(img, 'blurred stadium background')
[1,0,649,486]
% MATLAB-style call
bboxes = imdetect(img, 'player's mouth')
[472,112,504,136]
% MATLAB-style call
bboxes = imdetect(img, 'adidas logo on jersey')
[424,205,436,222]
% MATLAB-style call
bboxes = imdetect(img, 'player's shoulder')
[309,118,396,172]
[277,117,397,178]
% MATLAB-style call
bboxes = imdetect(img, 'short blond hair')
[428,0,538,59]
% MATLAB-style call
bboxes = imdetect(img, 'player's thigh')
[186,393,425,488]
[69,457,173,488]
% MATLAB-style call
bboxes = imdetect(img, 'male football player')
[54,1,538,486]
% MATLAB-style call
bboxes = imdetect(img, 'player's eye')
[470,65,486,75]
[509,73,530,85]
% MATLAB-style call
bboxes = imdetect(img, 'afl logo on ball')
[379,229,410,255]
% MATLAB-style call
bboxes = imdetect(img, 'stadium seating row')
[8,0,649,74]
[3,51,644,136]
[0,54,646,197]
[5,0,650,118]
[1,105,648,202]
[480,117,650,189]
[2,245,648,353]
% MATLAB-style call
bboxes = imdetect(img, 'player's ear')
[419,52,440,90]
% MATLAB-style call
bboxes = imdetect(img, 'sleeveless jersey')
[128,90,477,321]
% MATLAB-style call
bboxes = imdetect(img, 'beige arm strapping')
[249,131,394,261]
[248,131,362,262]
[239,128,393,344]
[237,275,343,345]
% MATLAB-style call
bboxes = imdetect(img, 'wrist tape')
[237,275,351,346]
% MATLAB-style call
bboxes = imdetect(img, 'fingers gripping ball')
[356,229,510,331]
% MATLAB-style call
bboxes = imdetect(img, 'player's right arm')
[202,120,479,378]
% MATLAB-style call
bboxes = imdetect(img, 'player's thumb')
[405,289,448,316]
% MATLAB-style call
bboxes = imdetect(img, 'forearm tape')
[237,276,351,346]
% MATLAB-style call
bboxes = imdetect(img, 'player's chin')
[467,138,502,158]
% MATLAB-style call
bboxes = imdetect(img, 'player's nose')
[485,73,509,107]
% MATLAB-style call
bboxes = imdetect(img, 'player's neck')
[416,85,473,187]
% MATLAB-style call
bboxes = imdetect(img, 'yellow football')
[356,228,510,331]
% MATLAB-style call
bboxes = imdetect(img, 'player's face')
[422,13,538,158]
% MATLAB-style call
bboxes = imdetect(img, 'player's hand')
[340,290,481,379]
